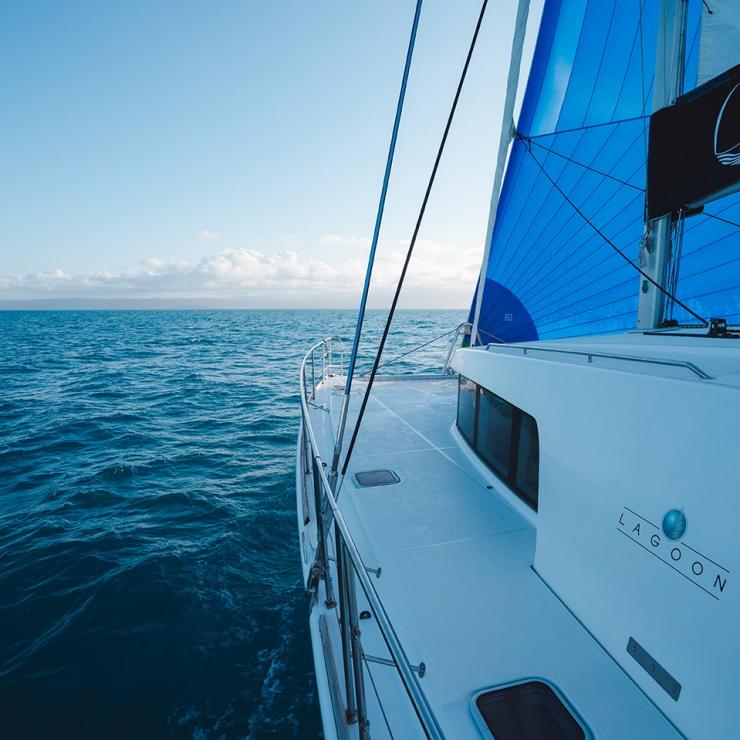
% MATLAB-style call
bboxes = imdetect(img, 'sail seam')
[524,140,708,325]
[504,127,646,296]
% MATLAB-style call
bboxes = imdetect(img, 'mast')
[636,0,688,329]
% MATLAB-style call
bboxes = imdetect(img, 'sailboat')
[297,1,740,737]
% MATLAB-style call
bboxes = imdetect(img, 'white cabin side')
[451,332,740,740]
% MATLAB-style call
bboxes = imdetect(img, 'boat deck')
[305,374,682,738]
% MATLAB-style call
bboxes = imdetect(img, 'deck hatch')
[353,469,400,488]
[474,681,585,740]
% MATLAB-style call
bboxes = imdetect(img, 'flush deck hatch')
[474,681,586,740]
[353,469,400,488]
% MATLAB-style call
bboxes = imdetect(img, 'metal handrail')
[306,337,347,400]
[486,343,713,380]
[442,321,478,374]
[300,338,444,740]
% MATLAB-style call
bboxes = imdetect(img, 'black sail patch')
[647,65,740,220]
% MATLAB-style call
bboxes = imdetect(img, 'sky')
[0,0,542,308]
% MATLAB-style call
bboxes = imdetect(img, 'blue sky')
[0,0,541,307]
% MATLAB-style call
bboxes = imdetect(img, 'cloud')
[320,233,371,249]
[398,238,457,255]
[0,246,479,307]
[198,229,219,241]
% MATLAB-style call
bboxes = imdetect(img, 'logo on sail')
[714,83,740,166]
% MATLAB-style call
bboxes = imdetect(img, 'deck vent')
[353,470,399,488]
[474,681,586,740]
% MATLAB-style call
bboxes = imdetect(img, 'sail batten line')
[487,1,629,283]
[524,139,708,326]
[530,269,641,326]
[526,113,652,140]
[702,211,740,229]
[525,138,645,191]
[524,245,642,319]
[680,226,740,261]
[503,127,647,296]
[521,196,740,315]
[489,87,651,285]
[519,201,646,314]
[492,5,655,290]
[489,142,570,280]
[533,307,639,334]
[510,165,648,301]
[502,134,646,294]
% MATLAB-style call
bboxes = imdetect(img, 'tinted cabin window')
[516,412,539,509]
[457,375,477,444]
[456,376,540,510]
[478,389,513,478]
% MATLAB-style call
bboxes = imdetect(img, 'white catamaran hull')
[297,330,739,738]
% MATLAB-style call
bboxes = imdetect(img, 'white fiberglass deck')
[306,374,681,738]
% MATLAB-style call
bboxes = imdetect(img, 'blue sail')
[672,188,740,324]
[470,0,731,344]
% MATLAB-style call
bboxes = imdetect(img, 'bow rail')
[299,337,444,739]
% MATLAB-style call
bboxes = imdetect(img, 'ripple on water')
[0,308,465,737]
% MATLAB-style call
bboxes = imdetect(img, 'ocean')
[0,308,465,738]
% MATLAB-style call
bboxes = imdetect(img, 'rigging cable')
[525,138,645,192]
[490,0,625,285]
[328,0,423,486]
[512,135,740,311]
[503,126,647,295]
[522,137,709,326]
[341,0,490,478]
[638,0,649,205]
[359,325,460,376]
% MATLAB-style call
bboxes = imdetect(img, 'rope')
[638,0,649,210]
[526,113,650,141]
[341,0,490,477]
[342,0,423,395]
[476,327,507,344]
[359,326,460,375]
[523,138,708,326]
[525,137,645,192]
[502,125,645,294]
[327,0,423,485]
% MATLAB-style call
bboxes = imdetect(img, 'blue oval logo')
[662,509,687,541]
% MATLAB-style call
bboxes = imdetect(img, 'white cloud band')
[0,245,480,308]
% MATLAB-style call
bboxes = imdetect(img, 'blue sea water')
[0,309,464,739]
